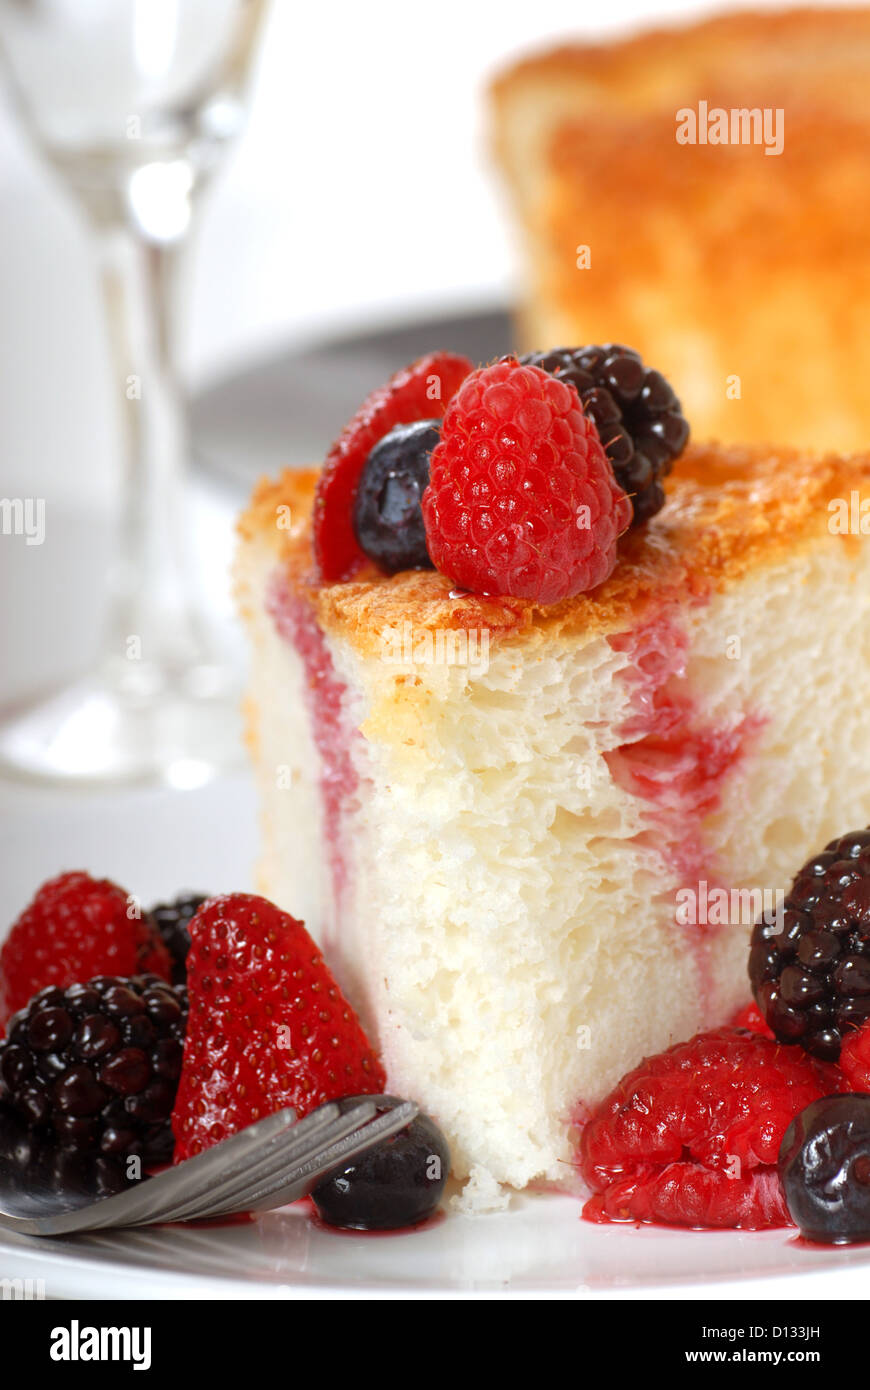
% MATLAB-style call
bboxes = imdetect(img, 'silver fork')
[0,1095,417,1237]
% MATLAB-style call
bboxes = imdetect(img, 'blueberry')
[311,1095,450,1231]
[779,1093,870,1243]
[352,421,440,573]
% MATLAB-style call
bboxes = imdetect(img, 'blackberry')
[519,345,689,524]
[779,1095,870,1244]
[149,893,207,985]
[353,420,439,573]
[311,1095,450,1230]
[0,974,187,1164]
[749,827,870,1062]
[0,1105,134,1201]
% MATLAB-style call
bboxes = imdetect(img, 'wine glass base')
[0,669,243,790]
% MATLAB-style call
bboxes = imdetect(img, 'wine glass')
[0,0,269,787]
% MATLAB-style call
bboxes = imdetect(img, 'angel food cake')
[490,6,870,452]
[235,348,870,1210]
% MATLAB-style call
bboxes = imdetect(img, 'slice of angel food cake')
[235,348,870,1212]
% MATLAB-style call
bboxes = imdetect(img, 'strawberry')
[171,894,385,1159]
[313,351,472,582]
[0,871,170,1029]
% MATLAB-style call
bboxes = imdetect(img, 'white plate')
[2,776,870,1300]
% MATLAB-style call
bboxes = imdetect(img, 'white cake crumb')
[450,1166,513,1215]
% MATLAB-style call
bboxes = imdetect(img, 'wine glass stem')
[93,218,205,691]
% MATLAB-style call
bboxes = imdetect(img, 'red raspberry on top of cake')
[421,357,631,603]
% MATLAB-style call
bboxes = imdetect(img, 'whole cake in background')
[490,6,870,451]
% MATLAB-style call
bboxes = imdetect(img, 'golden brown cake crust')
[491,7,870,109]
[238,442,870,655]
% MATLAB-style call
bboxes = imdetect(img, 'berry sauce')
[265,576,359,951]
[604,608,764,1003]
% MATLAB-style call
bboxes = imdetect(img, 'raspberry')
[0,872,170,1030]
[579,1027,841,1230]
[171,894,386,1160]
[839,1020,870,1090]
[313,352,472,581]
[421,358,632,603]
[730,1000,775,1038]
[749,827,870,1061]
[0,974,187,1164]
[520,345,689,524]
[148,893,208,986]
